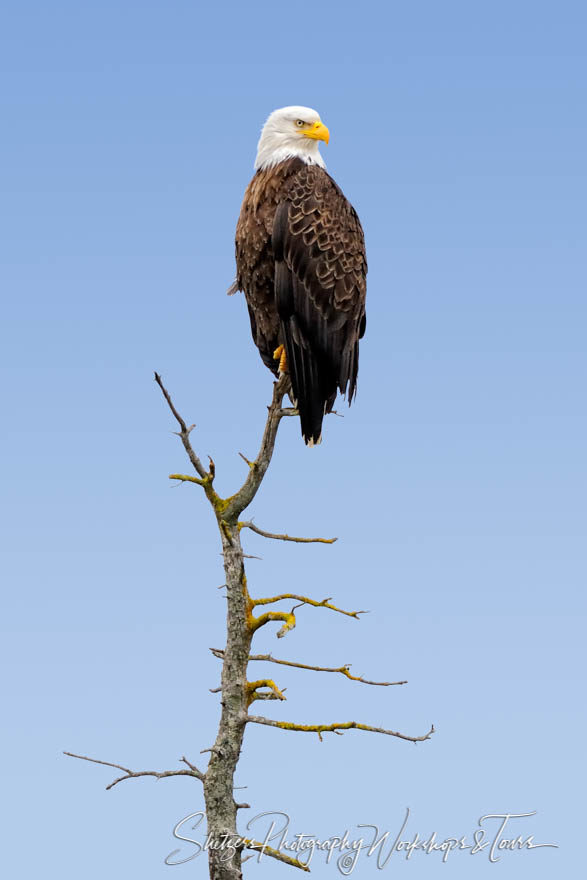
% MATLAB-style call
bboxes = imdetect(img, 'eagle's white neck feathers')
[254,105,327,172]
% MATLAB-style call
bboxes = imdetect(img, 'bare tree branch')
[151,375,303,879]
[222,374,291,520]
[180,755,203,773]
[156,373,293,528]
[240,521,337,544]
[251,593,366,619]
[63,751,205,790]
[67,372,434,880]
[154,372,209,481]
[243,839,310,872]
[247,716,435,744]
[249,608,298,639]
[247,679,286,703]
[211,650,407,686]
[169,472,205,486]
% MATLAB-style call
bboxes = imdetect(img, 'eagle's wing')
[272,165,367,444]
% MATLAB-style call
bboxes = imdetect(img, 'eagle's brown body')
[233,157,367,444]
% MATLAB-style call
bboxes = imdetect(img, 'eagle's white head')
[254,106,330,172]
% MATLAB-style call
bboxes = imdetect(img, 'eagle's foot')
[273,344,288,374]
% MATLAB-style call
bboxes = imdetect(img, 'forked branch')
[251,593,366,619]
[64,751,205,790]
[247,679,286,703]
[223,374,293,521]
[154,372,208,481]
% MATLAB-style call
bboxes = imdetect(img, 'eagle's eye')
[295,119,305,128]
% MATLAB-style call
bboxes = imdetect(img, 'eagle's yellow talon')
[273,344,288,374]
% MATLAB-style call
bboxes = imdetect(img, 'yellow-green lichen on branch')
[169,472,206,486]
[169,471,226,513]
[251,593,365,619]
[248,609,297,638]
[246,679,285,705]
[247,716,436,743]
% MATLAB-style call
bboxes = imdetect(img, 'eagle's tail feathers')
[282,317,337,446]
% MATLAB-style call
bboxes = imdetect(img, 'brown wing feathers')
[272,167,366,444]
[234,158,366,445]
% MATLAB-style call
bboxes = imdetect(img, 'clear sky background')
[1,1,585,876]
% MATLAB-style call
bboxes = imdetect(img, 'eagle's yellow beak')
[303,120,330,145]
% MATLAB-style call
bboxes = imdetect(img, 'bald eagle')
[231,106,367,445]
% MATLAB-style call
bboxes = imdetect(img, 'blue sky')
[1,1,585,877]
